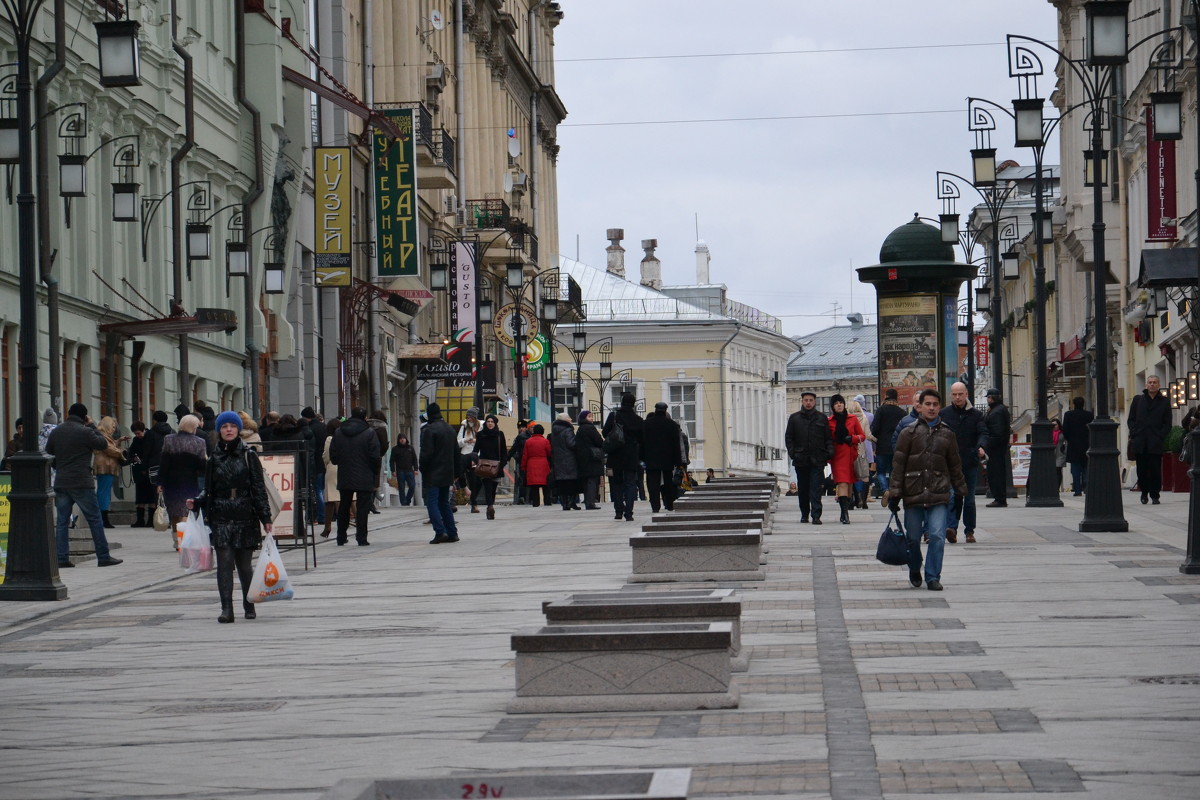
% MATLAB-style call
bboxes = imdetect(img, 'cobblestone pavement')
[1,490,1198,800]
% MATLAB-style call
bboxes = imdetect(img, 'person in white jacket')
[457,407,482,512]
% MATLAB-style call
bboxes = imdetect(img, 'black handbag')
[875,511,910,566]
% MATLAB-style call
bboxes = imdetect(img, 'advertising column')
[878,295,940,406]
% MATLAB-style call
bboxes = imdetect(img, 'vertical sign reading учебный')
[373,109,420,276]
[315,147,352,286]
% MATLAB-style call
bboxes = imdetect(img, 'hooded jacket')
[329,416,381,491]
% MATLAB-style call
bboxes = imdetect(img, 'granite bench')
[508,622,737,713]
[628,529,764,582]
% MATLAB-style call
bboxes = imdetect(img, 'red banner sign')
[1147,106,1178,242]
[975,335,989,367]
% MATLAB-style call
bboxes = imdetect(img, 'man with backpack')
[603,392,644,522]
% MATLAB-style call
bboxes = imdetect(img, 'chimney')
[605,228,625,278]
[695,239,711,284]
[847,312,864,329]
[640,239,662,290]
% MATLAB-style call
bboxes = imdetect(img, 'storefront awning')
[1138,247,1198,287]
[99,308,238,337]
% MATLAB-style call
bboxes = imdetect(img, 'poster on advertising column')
[878,294,939,406]
[373,109,420,277]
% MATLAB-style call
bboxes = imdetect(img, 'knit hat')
[830,393,846,408]
[466,406,481,419]
[577,410,591,424]
[300,406,316,419]
[214,411,243,431]
[43,408,58,424]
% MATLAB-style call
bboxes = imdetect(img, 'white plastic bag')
[247,533,294,603]
[178,510,214,573]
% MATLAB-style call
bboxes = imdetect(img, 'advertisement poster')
[314,147,352,286]
[258,453,296,539]
[1010,444,1032,488]
[879,294,939,405]
[373,108,420,277]
[0,474,9,584]
[1146,106,1178,242]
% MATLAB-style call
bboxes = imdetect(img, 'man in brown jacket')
[887,388,967,591]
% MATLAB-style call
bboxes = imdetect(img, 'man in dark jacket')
[389,434,418,506]
[940,381,988,543]
[46,403,122,568]
[870,388,906,495]
[1061,396,1094,496]
[507,420,531,505]
[419,402,459,542]
[603,392,644,521]
[983,388,1011,507]
[1128,375,1171,504]
[301,407,328,523]
[329,407,381,546]
[784,391,833,524]
[642,402,683,512]
[887,388,967,591]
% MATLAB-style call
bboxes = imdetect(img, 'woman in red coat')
[520,424,553,507]
[826,394,865,524]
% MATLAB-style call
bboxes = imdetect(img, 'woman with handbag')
[574,410,605,510]
[827,394,866,524]
[320,418,340,537]
[187,411,272,624]
[457,407,482,512]
[471,414,507,520]
[93,416,128,529]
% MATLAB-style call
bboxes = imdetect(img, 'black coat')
[473,425,508,464]
[143,421,173,468]
[642,410,683,469]
[602,405,644,472]
[507,429,531,463]
[1128,390,1172,457]
[307,418,328,473]
[984,402,1011,452]
[575,420,605,477]
[939,402,988,469]
[1061,408,1094,463]
[330,417,382,491]
[785,407,833,469]
[45,415,108,490]
[195,439,271,550]
[419,413,458,487]
[870,403,906,456]
[390,442,418,473]
[550,419,579,481]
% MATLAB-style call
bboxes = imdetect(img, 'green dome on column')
[879,214,956,264]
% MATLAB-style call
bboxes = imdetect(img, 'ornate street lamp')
[94,19,142,88]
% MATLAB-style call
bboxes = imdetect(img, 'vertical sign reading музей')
[373,109,420,277]
[315,147,352,287]
[878,294,940,406]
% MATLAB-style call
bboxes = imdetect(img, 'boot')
[320,502,335,538]
[838,496,850,524]
[218,605,235,624]
[133,507,146,528]
[101,510,114,528]
[486,506,495,520]
[243,601,257,620]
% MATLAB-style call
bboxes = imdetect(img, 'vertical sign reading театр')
[373,108,420,277]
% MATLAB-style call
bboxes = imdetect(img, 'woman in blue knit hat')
[188,410,273,624]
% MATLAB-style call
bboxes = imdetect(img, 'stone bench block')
[508,622,737,713]
[322,768,693,799]
[541,589,746,671]
[628,530,764,582]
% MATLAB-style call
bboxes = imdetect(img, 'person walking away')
[603,392,645,521]
[887,388,967,591]
[785,390,834,524]
[366,409,390,512]
[521,424,553,508]
[156,415,208,549]
[827,394,866,524]
[390,433,418,506]
[939,381,988,543]
[848,398,875,508]
[1128,375,1171,504]
[549,413,581,511]
[471,414,507,519]
[93,416,128,528]
[187,411,272,623]
[642,402,684,512]
[575,410,605,510]
[420,403,460,542]
[301,407,327,524]
[983,388,1011,507]
[126,421,156,527]
[871,388,905,497]
[329,407,381,545]
[458,407,482,512]
[1062,397,1093,496]
[319,418,341,537]
[507,419,532,505]
[46,403,123,568]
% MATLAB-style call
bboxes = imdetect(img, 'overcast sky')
[551,1,1060,337]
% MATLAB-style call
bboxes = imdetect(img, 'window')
[669,383,697,438]
[552,386,580,418]
[610,381,637,414]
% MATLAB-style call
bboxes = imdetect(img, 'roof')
[786,320,878,378]
[558,256,733,324]
[1138,247,1198,288]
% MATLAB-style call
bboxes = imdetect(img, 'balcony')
[378,101,457,189]
[467,198,511,231]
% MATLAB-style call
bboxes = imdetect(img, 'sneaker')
[946,528,958,543]
[964,532,976,543]
[927,580,943,591]
[909,570,922,588]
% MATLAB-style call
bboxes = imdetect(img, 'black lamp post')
[551,333,614,418]
[930,213,990,398]
[0,2,140,600]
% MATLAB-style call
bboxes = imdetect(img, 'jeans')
[875,453,893,493]
[612,469,639,519]
[645,468,676,511]
[55,487,111,563]
[904,503,949,582]
[1070,461,1087,494]
[793,463,824,520]
[337,489,372,544]
[96,474,115,512]
[947,465,979,532]
[396,471,416,505]
[425,485,458,535]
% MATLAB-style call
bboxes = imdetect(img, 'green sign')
[373,109,420,277]
[511,333,550,371]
